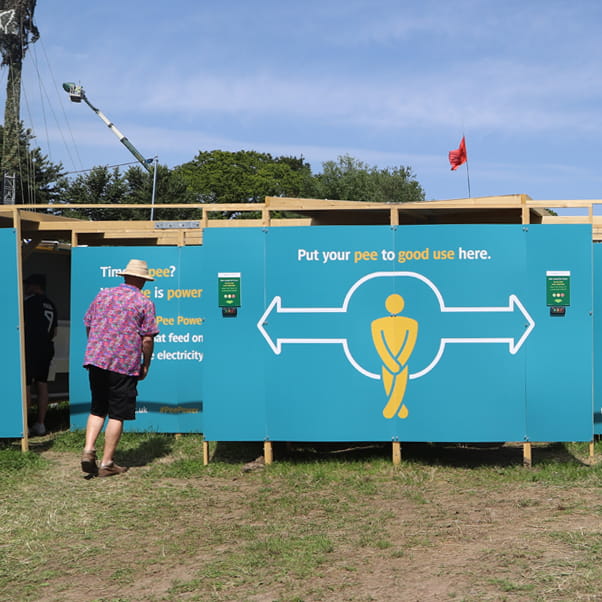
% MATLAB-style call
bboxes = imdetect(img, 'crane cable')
[2,13,89,205]
[29,35,84,172]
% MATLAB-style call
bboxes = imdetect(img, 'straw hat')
[118,259,154,281]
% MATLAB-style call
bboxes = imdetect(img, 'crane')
[62,82,153,173]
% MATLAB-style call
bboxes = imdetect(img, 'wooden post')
[392,441,401,465]
[202,440,210,466]
[263,441,273,465]
[389,207,399,227]
[14,208,29,452]
[520,194,530,225]
[262,207,271,228]
[589,440,595,464]
[523,442,532,468]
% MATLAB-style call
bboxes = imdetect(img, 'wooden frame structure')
[3,194,602,247]
[2,193,599,463]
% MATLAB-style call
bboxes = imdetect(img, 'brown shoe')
[81,450,98,475]
[98,462,129,477]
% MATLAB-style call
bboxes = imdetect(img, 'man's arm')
[139,335,155,380]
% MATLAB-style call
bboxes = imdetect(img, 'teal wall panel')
[64,224,594,442]
[70,246,205,433]
[0,229,24,438]
[203,224,593,442]
[593,243,602,435]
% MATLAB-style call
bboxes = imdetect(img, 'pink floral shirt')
[83,284,159,376]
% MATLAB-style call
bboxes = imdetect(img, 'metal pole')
[150,156,158,221]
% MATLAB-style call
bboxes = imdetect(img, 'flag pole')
[462,131,471,198]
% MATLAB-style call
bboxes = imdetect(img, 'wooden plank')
[264,441,273,465]
[14,212,29,452]
[392,441,401,465]
[527,200,602,207]
[7,196,602,249]
[523,442,532,468]
[202,440,210,466]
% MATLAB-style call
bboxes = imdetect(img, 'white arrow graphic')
[257,271,535,379]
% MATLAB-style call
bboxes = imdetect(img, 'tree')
[58,150,426,222]
[59,163,196,220]
[0,123,64,204]
[122,164,197,219]
[0,0,39,201]
[174,150,315,217]
[57,166,129,220]
[314,155,424,203]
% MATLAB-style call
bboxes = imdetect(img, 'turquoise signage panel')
[0,228,24,438]
[202,224,593,442]
[70,247,205,433]
[525,226,592,441]
[594,244,602,435]
[202,229,268,439]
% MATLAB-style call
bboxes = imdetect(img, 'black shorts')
[26,345,54,383]
[87,365,138,421]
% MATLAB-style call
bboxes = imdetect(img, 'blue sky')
[5,1,602,204]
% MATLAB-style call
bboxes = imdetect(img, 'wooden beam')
[520,194,530,225]
[264,441,273,465]
[14,211,29,452]
[9,196,602,251]
[523,442,532,468]
[392,441,401,465]
[202,440,210,466]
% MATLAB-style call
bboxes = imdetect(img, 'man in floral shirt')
[81,259,159,477]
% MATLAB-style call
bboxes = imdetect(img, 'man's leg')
[101,418,124,466]
[35,381,49,426]
[84,413,105,451]
[81,413,105,475]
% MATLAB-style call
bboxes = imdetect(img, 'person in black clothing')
[23,273,57,436]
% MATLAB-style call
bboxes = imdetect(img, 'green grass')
[0,428,601,601]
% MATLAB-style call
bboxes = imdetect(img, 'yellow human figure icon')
[371,294,418,419]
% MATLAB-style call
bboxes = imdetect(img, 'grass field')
[1,408,601,601]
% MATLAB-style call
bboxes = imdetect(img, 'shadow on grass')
[117,435,175,467]
[10,402,595,469]
[211,441,266,464]
[21,403,174,467]
[211,440,590,468]
[17,431,175,469]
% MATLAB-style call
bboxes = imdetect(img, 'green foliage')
[58,149,425,220]
[0,448,47,476]
[174,150,315,219]
[123,164,199,220]
[0,124,64,204]
[57,163,195,220]
[57,166,128,219]
[314,154,425,203]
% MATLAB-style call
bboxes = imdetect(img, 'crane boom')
[62,82,152,173]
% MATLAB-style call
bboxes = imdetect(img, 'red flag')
[448,136,467,170]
